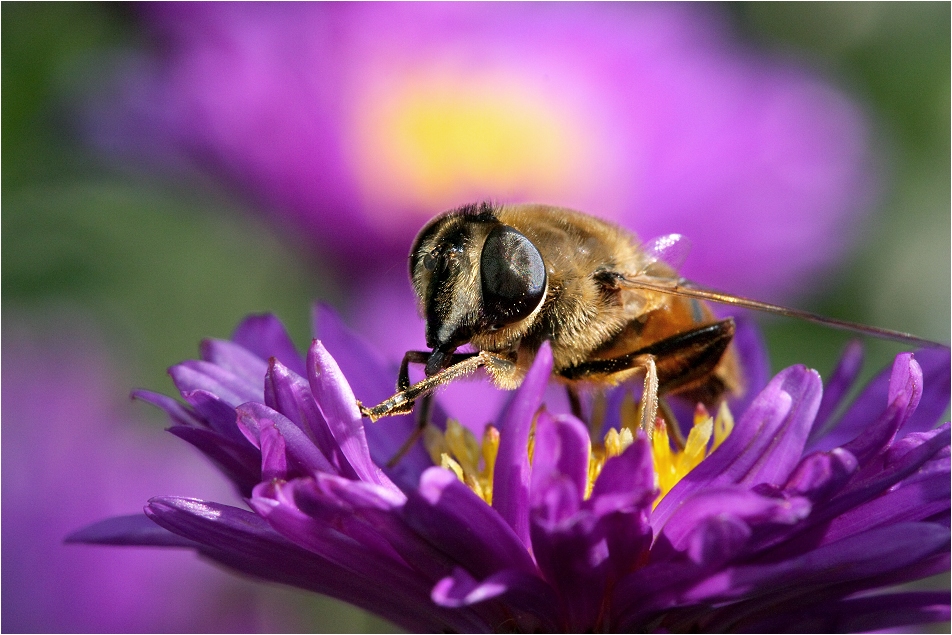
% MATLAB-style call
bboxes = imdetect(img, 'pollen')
[425,420,499,504]
[427,402,734,507]
[651,402,734,505]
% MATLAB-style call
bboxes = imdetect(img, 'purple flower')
[3,321,297,633]
[92,3,871,301]
[72,307,950,632]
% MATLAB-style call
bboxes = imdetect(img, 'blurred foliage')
[730,2,950,380]
[2,3,948,632]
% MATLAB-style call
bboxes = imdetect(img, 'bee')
[358,202,942,453]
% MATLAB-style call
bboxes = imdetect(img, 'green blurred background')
[3,2,948,632]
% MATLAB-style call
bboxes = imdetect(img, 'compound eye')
[480,225,546,327]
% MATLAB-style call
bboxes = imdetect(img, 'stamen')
[427,403,734,509]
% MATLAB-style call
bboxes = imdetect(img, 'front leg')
[358,350,486,421]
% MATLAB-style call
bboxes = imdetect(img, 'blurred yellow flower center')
[425,402,734,507]
[350,72,594,221]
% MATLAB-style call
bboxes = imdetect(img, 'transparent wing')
[638,233,692,277]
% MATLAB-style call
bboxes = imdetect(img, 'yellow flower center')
[346,69,611,226]
[426,402,735,507]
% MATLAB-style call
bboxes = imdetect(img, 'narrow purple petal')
[432,567,561,632]
[405,467,537,578]
[587,439,655,579]
[764,424,951,559]
[811,350,929,454]
[837,354,922,465]
[312,303,432,489]
[66,514,197,548]
[167,425,261,497]
[306,340,396,491]
[131,389,203,428]
[809,339,864,441]
[231,313,307,377]
[263,358,356,478]
[529,492,605,630]
[530,411,590,509]
[493,342,553,548]
[783,447,858,501]
[589,437,657,509]
[887,352,923,421]
[737,591,951,633]
[199,338,269,387]
[262,477,407,567]
[147,496,479,632]
[654,365,822,529]
[659,488,810,567]
[169,360,262,406]
[181,389,246,445]
[725,312,772,415]
[821,469,950,544]
[248,487,448,611]
[899,347,951,436]
[682,522,949,604]
[236,402,335,479]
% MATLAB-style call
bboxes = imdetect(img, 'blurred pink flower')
[1,321,297,632]
[92,3,872,299]
[89,3,875,424]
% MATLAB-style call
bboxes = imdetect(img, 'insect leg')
[358,351,487,421]
[385,392,434,468]
[560,319,735,435]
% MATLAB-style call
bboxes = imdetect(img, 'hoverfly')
[358,202,943,457]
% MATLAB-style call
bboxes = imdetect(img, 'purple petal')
[248,486,444,608]
[587,439,655,578]
[432,567,561,632]
[131,389,203,427]
[837,354,922,464]
[783,447,858,501]
[199,338,269,388]
[289,473,466,583]
[530,411,590,510]
[66,514,196,548]
[736,591,951,633]
[654,365,822,529]
[167,425,261,497]
[236,402,335,479]
[313,303,432,489]
[263,358,356,478]
[659,487,810,567]
[809,339,864,441]
[261,477,406,567]
[682,521,949,604]
[147,496,479,632]
[404,467,537,579]
[528,492,605,630]
[306,340,396,491]
[231,313,306,377]
[899,347,951,436]
[493,342,553,548]
[589,437,657,510]
[169,359,262,406]
[181,389,246,445]
[770,423,950,559]
[811,350,927,454]
[821,469,950,545]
